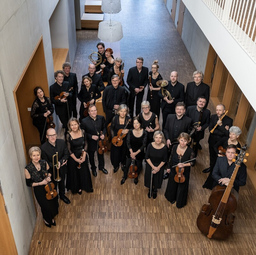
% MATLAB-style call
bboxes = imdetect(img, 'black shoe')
[100,168,108,174]
[202,167,211,173]
[52,220,56,226]
[153,191,157,199]
[60,195,71,204]
[44,221,51,228]
[78,190,82,195]
[121,177,126,185]
[92,170,97,177]
[134,177,138,185]
[171,200,176,204]
[163,173,169,180]
[113,167,119,173]
[121,165,125,171]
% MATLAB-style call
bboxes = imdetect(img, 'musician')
[127,57,149,116]
[66,118,93,195]
[31,86,54,144]
[100,48,114,82]
[121,117,147,185]
[186,96,211,156]
[102,75,127,126]
[95,42,106,73]
[41,128,70,204]
[203,104,233,189]
[50,70,72,132]
[185,71,210,108]
[82,64,105,92]
[212,145,247,193]
[158,71,185,128]
[80,105,108,176]
[138,101,160,146]
[145,131,168,199]
[24,146,58,228]
[147,60,162,117]
[110,104,131,173]
[78,76,101,122]
[164,133,195,208]
[63,62,78,118]
[108,57,125,86]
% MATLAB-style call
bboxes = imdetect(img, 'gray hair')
[229,126,242,136]
[28,146,41,157]
[118,104,129,114]
[193,70,204,79]
[62,62,71,69]
[115,57,122,63]
[141,101,150,108]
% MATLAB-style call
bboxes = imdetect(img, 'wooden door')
[177,1,185,35]
[171,0,177,22]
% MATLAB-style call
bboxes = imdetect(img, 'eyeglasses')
[47,134,57,137]
[142,107,149,109]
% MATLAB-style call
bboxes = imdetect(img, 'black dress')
[102,59,114,82]
[25,160,58,223]
[66,131,93,194]
[144,144,168,190]
[164,145,195,208]
[147,71,162,117]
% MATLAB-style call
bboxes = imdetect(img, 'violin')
[128,159,138,179]
[101,59,107,76]
[112,119,131,147]
[98,132,108,154]
[83,92,94,117]
[46,115,55,129]
[218,146,226,156]
[174,155,185,183]
[119,63,124,86]
[44,174,58,200]
[196,145,248,240]
[54,87,73,101]
[77,150,85,169]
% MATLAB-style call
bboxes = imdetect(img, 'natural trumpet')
[52,152,61,182]
[88,52,102,67]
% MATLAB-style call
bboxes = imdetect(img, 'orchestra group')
[26,42,247,229]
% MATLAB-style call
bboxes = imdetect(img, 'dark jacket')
[82,72,105,92]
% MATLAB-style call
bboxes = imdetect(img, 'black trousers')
[162,107,175,129]
[123,158,143,179]
[129,92,144,117]
[110,143,127,168]
[105,109,115,126]
[88,150,105,171]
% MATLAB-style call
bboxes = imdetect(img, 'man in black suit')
[50,70,72,131]
[83,64,105,92]
[186,96,211,157]
[185,71,210,108]
[203,104,233,189]
[102,75,126,125]
[158,71,185,128]
[63,62,78,118]
[95,42,106,73]
[127,57,148,116]
[80,105,108,176]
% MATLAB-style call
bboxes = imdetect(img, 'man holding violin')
[41,128,71,204]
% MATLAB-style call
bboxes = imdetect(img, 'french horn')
[156,80,173,100]
[88,52,102,67]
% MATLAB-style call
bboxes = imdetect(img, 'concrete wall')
[166,0,173,15]
[0,0,77,254]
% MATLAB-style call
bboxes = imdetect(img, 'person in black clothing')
[82,64,105,92]
[203,104,233,189]
[185,70,210,108]
[158,71,185,129]
[25,146,59,228]
[102,75,127,125]
[147,60,162,117]
[41,128,71,204]
[95,42,106,73]
[121,117,147,185]
[108,57,125,86]
[127,57,149,116]
[63,62,78,118]
[50,70,73,131]
[212,145,247,194]
[110,104,131,173]
[78,76,101,122]
[31,86,54,144]
[80,105,108,176]
[100,48,114,82]
[186,96,211,157]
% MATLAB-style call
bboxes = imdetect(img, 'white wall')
[166,0,173,15]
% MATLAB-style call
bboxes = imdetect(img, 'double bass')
[196,145,248,240]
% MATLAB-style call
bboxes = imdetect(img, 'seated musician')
[212,145,247,195]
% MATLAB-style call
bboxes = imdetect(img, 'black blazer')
[82,72,105,92]
[64,72,78,98]
[78,84,101,103]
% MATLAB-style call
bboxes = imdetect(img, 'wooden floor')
[29,0,256,254]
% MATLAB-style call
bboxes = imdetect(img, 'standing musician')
[127,57,149,116]
[164,133,195,208]
[102,75,127,126]
[31,86,54,144]
[108,57,125,86]
[158,71,185,129]
[203,104,233,189]
[50,70,72,133]
[100,48,114,82]
[110,104,131,173]
[186,96,211,157]
[78,76,101,122]
[24,146,59,228]
[63,62,78,118]
[95,42,106,73]
[41,128,70,204]
[121,117,147,185]
[185,71,210,108]
[138,101,160,146]
[80,105,108,176]
[145,131,168,199]
[82,64,105,92]
[147,60,162,117]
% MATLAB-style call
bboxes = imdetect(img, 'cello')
[196,145,248,240]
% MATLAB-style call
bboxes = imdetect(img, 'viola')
[101,59,107,76]
[174,165,185,183]
[196,145,248,240]
[128,159,138,179]
[112,119,131,147]
[98,132,108,154]
[54,87,73,101]
[44,174,58,200]
[218,146,226,156]
[83,102,90,117]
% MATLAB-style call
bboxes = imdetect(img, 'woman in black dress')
[147,60,162,117]
[121,117,147,185]
[101,48,114,82]
[24,146,58,228]
[78,76,101,122]
[108,57,125,86]
[66,118,93,195]
[165,133,195,208]
[110,104,131,173]
[31,86,54,143]
[145,131,168,199]
[138,101,160,146]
